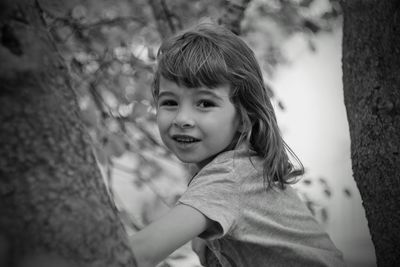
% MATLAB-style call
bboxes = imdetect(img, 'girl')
[130,23,345,267]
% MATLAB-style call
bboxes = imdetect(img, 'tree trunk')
[0,1,136,266]
[341,1,400,266]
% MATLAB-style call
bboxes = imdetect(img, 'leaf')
[72,5,87,21]
[104,134,126,158]
[147,47,156,60]
[343,188,352,198]
[70,58,83,74]
[318,177,327,185]
[303,19,320,34]
[37,0,81,17]
[299,0,314,8]
[133,179,143,189]
[277,100,285,110]
[118,103,133,117]
[55,26,73,42]
[94,145,107,165]
[320,208,328,222]
[305,200,315,215]
[157,262,172,267]
[323,189,332,198]
[80,106,99,127]
[131,101,150,118]
[308,39,316,52]
[168,254,186,260]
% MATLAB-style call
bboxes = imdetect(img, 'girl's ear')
[235,104,250,134]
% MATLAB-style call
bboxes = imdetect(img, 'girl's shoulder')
[202,145,262,177]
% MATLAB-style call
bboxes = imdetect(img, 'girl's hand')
[192,237,207,266]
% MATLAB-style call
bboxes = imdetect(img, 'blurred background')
[45,0,376,265]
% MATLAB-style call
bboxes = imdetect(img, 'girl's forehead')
[159,77,180,90]
[159,77,231,97]
[159,77,229,91]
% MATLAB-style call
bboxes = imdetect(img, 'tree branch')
[218,0,252,35]
[147,0,181,38]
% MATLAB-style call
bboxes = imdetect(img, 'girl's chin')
[169,148,220,168]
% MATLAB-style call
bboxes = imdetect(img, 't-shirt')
[178,147,345,267]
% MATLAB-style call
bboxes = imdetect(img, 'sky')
[272,28,376,267]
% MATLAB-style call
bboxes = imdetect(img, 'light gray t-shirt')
[178,147,345,267]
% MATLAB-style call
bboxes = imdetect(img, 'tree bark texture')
[0,1,136,266]
[342,1,400,266]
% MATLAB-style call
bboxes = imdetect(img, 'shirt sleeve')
[177,160,239,240]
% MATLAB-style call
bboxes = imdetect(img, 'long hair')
[152,23,304,189]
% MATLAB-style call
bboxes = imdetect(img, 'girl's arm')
[130,204,211,267]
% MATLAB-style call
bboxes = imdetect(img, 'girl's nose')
[172,109,195,129]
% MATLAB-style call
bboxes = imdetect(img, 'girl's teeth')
[175,137,198,142]
[178,138,193,142]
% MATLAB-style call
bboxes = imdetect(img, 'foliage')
[296,175,352,224]
[37,0,342,264]
[243,0,342,77]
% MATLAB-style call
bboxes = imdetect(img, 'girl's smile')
[171,134,201,148]
[157,77,241,169]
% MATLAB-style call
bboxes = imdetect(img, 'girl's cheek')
[157,112,171,129]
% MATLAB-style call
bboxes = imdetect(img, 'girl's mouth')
[172,135,201,144]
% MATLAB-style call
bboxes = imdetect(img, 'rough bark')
[341,1,400,266]
[0,1,136,266]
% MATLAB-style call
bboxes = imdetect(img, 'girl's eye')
[159,100,177,107]
[198,100,216,108]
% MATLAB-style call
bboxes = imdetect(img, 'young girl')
[130,23,345,267]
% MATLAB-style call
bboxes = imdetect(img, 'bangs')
[157,34,230,89]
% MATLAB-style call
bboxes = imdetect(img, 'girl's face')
[157,77,241,169]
